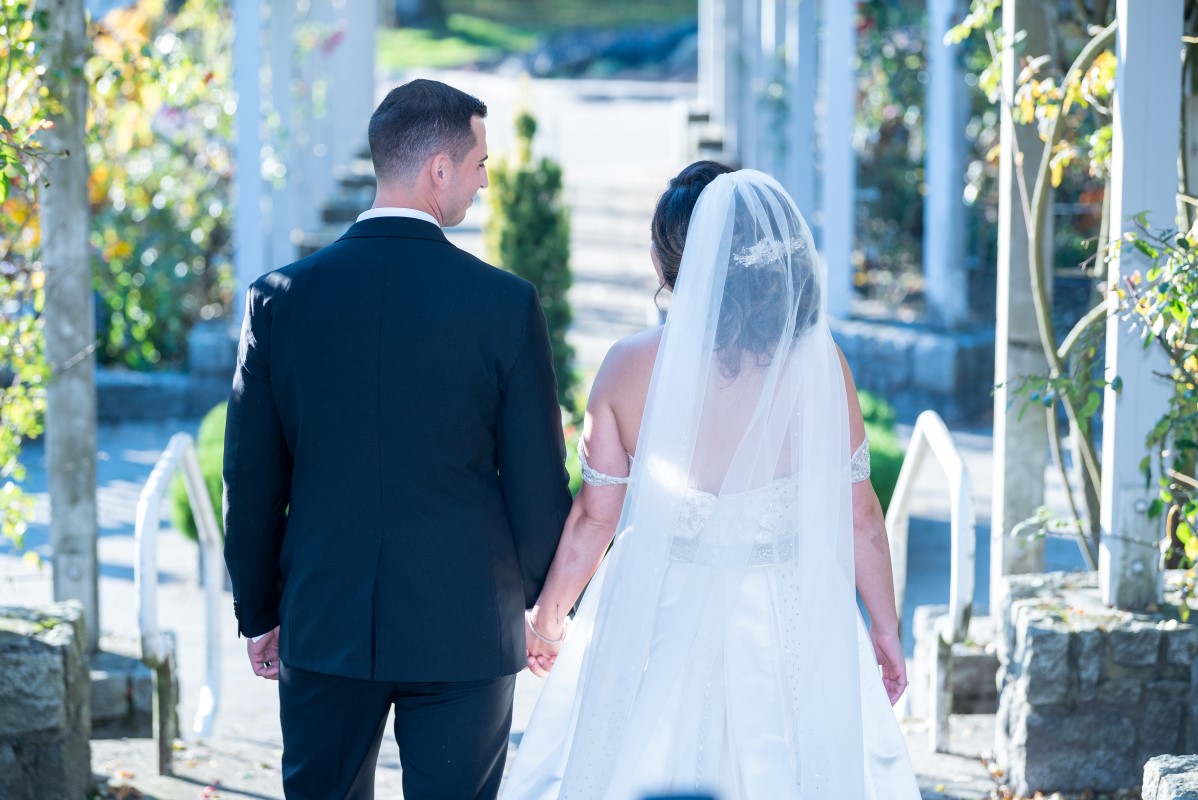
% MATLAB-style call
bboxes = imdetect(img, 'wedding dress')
[503,170,921,800]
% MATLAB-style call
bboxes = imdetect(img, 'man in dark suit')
[222,79,573,799]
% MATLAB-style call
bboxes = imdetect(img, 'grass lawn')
[377,0,698,71]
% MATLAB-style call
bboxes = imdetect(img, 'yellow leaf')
[22,551,41,570]
[1050,159,1064,188]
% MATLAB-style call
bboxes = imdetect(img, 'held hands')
[247,625,281,681]
[525,608,569,678]
[870,628,908,706]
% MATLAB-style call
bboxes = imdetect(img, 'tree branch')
[1029,20,1118,496]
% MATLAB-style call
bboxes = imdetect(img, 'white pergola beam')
[924,0,970,329]
[1100,0,1182,610]
[820,0,856,319]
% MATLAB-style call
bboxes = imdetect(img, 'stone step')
[90,640,155,740]
[910,606,1000,720]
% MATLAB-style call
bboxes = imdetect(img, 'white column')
[820,0,856,320]
[737,0,764,169]
[698,0,718,118]
[991,0,1052,616]
[295,0,378,235]
[721,0,744,163]
[268,0,296,271]
[924,0,970,329]
[329,0,377,181]
[781,0,817,217]
[232,0,266,318]
[1100,0,1182,610]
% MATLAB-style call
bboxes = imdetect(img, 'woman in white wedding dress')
[503,163,921,800]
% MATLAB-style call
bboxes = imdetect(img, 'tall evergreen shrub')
[486,111,577,414]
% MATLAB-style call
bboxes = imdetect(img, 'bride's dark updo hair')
[651,162,822,378]
[651,160,734,290]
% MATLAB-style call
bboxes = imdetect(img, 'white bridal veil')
[507,170,868,798]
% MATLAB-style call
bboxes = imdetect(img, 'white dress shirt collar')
[356,207,440,228]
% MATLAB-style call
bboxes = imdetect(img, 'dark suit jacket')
[222,216,573,682]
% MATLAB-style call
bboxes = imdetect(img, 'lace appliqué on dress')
[850,437,871,483]
[578,443,632,487]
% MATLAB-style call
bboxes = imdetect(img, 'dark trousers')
[279,662,516,800]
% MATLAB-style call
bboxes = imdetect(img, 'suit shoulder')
[449,250,539,314]
[248,252,321,298]
[455,249,535,293]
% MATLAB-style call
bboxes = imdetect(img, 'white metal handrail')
[883,410,976,752]
[134,432,223,739]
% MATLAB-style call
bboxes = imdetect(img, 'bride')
[503,163,920,799]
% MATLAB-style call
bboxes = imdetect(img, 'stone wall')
[832,318,995,423]
[1144,755,1198,800]
[0,602,91,800]
[996,572,1198,795]
[97,319,237,421]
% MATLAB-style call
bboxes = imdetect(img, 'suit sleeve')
[222,280,292,638]
[497,288,573,607]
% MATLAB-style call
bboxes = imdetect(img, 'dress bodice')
[578,439,871,566]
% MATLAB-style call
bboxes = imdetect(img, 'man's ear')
[431,153,450,185]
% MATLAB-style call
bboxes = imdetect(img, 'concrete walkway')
[0,70,1091,799]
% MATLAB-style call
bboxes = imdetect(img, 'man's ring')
[263,661,272,668]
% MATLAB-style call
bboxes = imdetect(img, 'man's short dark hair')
[367,79,488,184]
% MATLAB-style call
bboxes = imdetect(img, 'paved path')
[0,70,1091,799]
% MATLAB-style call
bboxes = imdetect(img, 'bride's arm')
[837,347,908,704]
[525,348,636,677]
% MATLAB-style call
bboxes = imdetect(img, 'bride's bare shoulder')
[590,327,663,404]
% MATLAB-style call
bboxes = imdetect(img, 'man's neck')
[372,188,441,225]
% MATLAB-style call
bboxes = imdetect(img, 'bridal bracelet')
[526,610,570,644]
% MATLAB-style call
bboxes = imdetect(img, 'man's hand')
[870,629,907,706]
[247,625,281,680]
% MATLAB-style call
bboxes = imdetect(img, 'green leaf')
[1134,239,1161,260]
[1148,498,1164,519]
[1111,376,1124,393]
[0,115,11,133]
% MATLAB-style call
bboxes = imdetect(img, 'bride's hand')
[525,609,567,678]
[870,629,908,706]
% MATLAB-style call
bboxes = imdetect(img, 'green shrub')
[486,111,577,416]
[858,390,902,513]
[170,402,226,541]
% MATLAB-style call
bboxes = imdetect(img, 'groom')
[223,79,573,799]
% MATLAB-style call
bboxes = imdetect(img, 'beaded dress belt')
[668,535,797,566]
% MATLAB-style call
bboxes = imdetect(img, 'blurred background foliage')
[378,0,697,71]
[87,0,235,370]
[0,0,50,549]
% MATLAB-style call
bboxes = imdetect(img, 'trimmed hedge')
[170,402,226,541]
[859,390,902,513]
